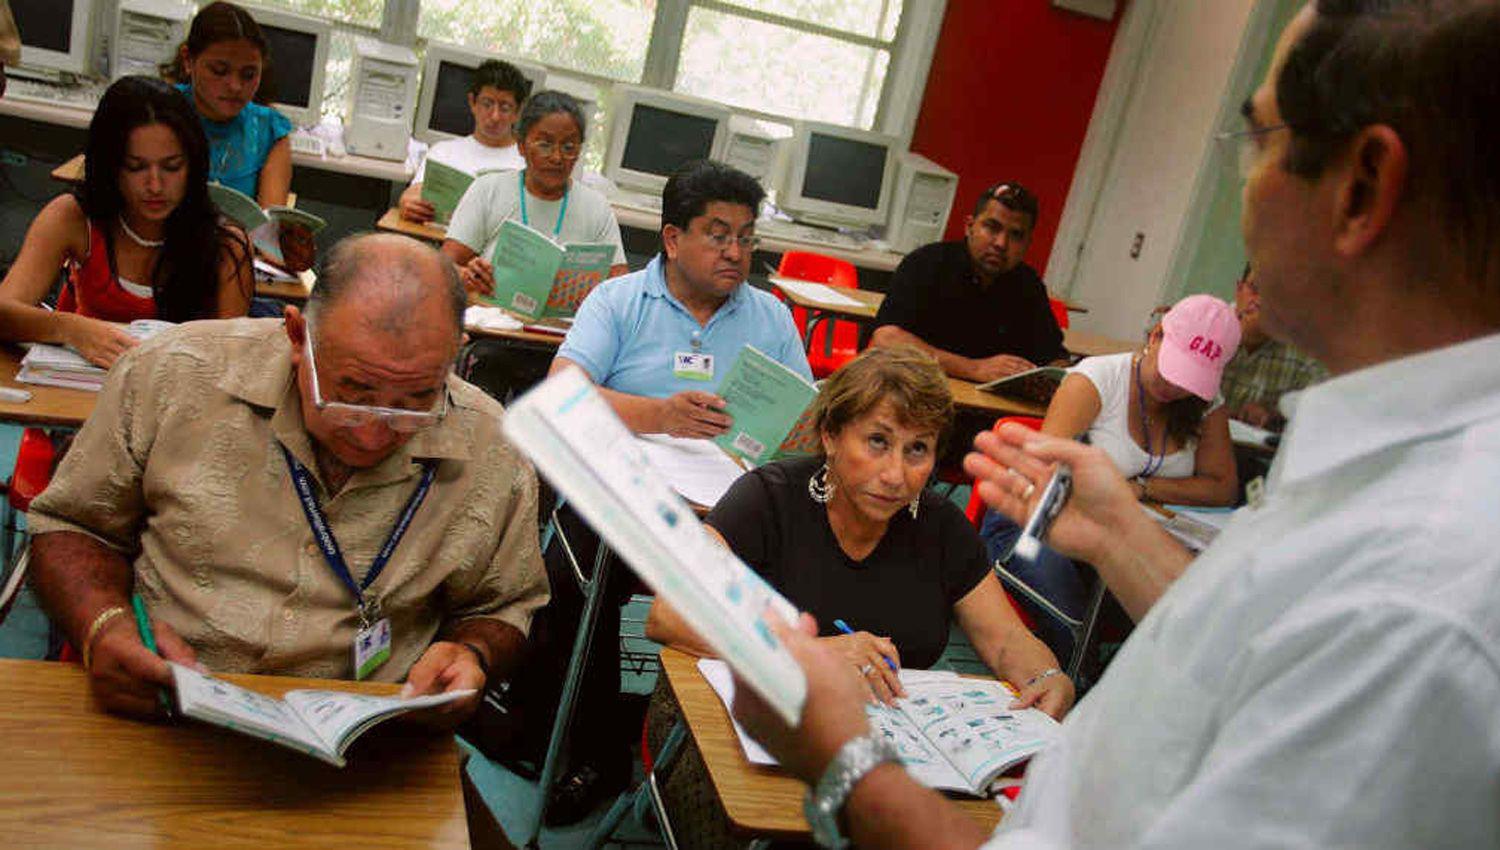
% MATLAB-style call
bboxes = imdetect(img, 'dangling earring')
[808,462,835,504]
[908,496,920,519]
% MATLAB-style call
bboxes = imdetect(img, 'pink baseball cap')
[1157,294,1241,401]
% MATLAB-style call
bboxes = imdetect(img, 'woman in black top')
[648,346,1073,715]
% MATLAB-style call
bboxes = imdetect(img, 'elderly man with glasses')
[28,233,548,726]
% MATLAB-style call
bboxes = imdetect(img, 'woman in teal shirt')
[167,2,292,206]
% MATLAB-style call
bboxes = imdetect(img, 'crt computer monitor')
[242,4,329,127]
[779,121,899,229]
[603,85,729,195]
[413,43,546,145]
[11,0,95,77]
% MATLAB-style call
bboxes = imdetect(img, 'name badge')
[354,617,392,680]
[673,351,714,381]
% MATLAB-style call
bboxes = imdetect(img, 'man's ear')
[963,214,975,234]
[662,224,681,261]
[284,306,307,364]
[1332,124,1408,259]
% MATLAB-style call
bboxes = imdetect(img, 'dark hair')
[471,59,533,102]
[1277,0,1500,291]
[972,181,1038,231]
[811,346,954,455]
[161,2,268,98]
[78,76,252,321]
[1163,396,1210,447]
[661,159,766,232]
[308,234,466,341]
[514,90,586,143]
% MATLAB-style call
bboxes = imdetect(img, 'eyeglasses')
[474,97,517,116]
[697,229,761,253]
[1216,123,1289,179]
[527,140,582,160]
[303,329,449,433]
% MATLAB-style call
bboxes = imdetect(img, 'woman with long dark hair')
[0,75,254,367]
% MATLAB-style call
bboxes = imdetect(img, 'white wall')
[1060,0,1256,341]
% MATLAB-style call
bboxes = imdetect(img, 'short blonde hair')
[810,346,954,453]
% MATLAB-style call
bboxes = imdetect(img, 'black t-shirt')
[704,456,992,669]
[872,240,1067,365]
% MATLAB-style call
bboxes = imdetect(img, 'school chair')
[775,251,861,378]
[0,428,56,626]
[1049,297,1071,330]
[964,416,1107,682]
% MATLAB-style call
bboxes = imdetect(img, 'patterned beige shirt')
[29,318,549,682]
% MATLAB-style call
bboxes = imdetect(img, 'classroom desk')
[377,207,450,244]
[41,140,413,185]
[0,658,469,849]
[659,646,1004,841]
[948,377,1047,418]
[1061,329,1139,358]
[256,271,314,302]
[0,346,97,427]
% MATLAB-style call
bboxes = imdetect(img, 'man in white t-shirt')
[727,3,1500,849]
[398,59,533,224]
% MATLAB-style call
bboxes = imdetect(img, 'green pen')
[131,593,174,717]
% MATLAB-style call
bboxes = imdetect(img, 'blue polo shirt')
[557,256,812,397]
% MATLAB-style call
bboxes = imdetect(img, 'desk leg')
[525,543,615,848]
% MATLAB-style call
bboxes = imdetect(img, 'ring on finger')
[1021,481,1036,500]
[859,663,875,676]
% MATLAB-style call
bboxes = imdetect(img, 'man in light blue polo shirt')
[552,159,811,435]
[531,159,810,826]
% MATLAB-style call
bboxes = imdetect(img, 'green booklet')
[484,218,614,320]
[208,182,327,266]
[419,158,475,226]
[713,345,819,465]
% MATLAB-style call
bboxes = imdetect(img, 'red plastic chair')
[0,428,56,626]
[963,416,1045,526]
[1048,298,1070,331]
[776,251,861,379]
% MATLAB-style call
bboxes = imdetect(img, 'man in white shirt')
[398,59,532,224]
[727,3,1500,848]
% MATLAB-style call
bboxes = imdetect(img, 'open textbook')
[502,367,807,724]
[16,319,173,391]
[713,345,819,466]
[976,366,1069,406]
[485,219,614,320]
[169,663,473,767]
[208,182,327,267]
[699,659,1058,797]
[418,159,475,226]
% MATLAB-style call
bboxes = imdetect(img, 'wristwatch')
[804,732,902,848]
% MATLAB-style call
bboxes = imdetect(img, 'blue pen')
[832,619,897,671]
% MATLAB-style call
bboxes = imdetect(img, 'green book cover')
[714,345,819,465]
[486,219,565,319]
[544,243,615,318]
[208,182,269,231]
[208,182,326,266]
[420,159,475,226]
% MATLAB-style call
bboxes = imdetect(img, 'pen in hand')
[833,619,898,672]
[131,593,174,718]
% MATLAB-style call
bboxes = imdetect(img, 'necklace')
[1133,356,1165,480]
[119,215,164,249]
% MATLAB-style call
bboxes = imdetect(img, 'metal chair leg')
[1066,578,1109,681]
[585,721,688,850]
[524,543,615,849]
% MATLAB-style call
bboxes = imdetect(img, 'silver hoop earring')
[808,462,835,504]
[908,496,920,519]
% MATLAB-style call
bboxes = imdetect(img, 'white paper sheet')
[635,434,747,508]
[464,305,524,332]
[770,277,865,309]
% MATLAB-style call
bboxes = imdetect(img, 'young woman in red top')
[0,76,254,367]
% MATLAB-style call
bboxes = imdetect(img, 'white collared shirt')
[986,333,1500,849]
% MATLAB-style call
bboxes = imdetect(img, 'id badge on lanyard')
[282,446,435,680]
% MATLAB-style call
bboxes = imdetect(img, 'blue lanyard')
[281,445,437,626]
[1134,357,1165,480]
[517,169,569,237]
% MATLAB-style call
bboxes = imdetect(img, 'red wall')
[911,0,1123,274]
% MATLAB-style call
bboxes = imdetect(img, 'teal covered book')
[714,345,818,465]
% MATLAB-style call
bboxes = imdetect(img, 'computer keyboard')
[287,131,327,158]
[756,219,866,250]
[6,76,105,110]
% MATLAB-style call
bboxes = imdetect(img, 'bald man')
[29,233,548,727]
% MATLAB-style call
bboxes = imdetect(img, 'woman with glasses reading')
[442,90,628,297]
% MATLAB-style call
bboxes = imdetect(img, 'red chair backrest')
[9,427,56,513]
[778,250,859,289]
[964,416,1044,526]
[1048,298,1070,331]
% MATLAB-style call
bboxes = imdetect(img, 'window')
[250,0,383,30]
[416,0,654,83]
[247,0,381,120]
[675,2,899,128]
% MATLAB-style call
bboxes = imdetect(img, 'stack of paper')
[636,434,747,508]
[464,305,524,333]
[16,320,173,391]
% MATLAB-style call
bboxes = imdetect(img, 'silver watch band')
[804,733,901,848]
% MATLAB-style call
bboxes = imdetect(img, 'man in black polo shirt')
[870,182,1068,381]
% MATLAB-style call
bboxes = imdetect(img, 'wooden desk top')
[0,659,468,849]
[770,277,885,321]
[661,647,1001,840]
[256,271,315,302]
[0,347,98,427]
[378,208,449,244]
[51,152,85,183]
[948,378,1047,418]
[1062,329,1138,358]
